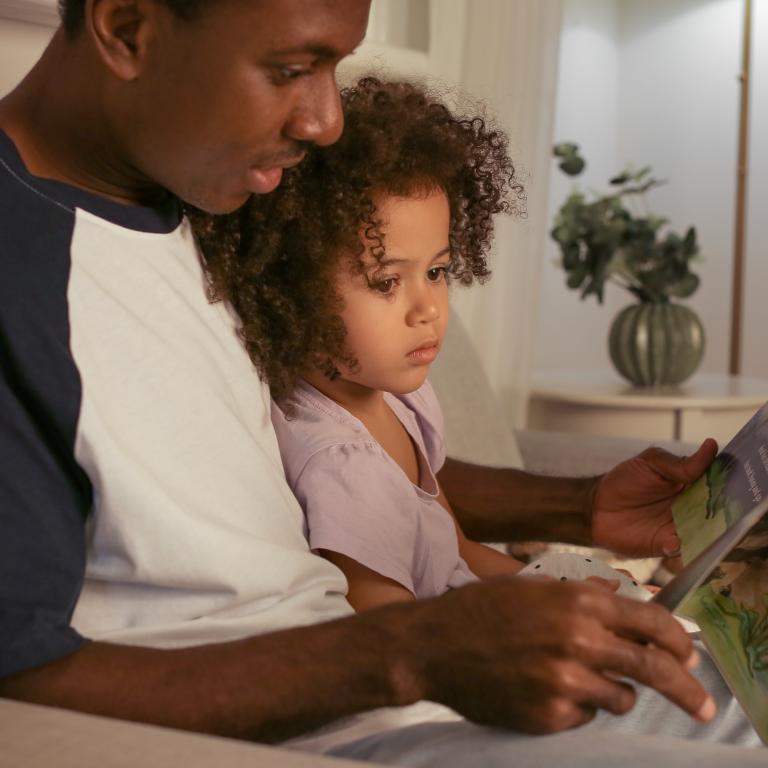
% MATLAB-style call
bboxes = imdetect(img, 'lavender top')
[271,380,478,599]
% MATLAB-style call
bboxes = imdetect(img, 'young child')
[191,77,643,612]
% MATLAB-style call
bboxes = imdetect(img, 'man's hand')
[590,439,717,558]
[398,576,714,734]
[1,572,713,741]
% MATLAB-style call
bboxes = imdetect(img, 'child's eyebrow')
[378,247,451,267]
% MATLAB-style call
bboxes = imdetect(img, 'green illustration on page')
[672,402,768,745]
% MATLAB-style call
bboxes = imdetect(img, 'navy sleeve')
[0,140,93,677]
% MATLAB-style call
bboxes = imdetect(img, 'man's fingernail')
[685,649,701,669]
[695,695,716,722]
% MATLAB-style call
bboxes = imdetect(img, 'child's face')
[334,189,451,395]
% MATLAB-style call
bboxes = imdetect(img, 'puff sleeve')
[294,442,422,594]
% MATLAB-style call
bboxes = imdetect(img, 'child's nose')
[406,290,440,325]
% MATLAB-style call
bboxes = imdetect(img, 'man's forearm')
[0,607,423,743]
[0,574,711,740]
[437,457,599,545]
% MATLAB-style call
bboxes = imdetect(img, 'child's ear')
[88,0,158,81]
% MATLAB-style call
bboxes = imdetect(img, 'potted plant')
[550,142,704,387]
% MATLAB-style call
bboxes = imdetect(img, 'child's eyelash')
[370,277,399,294]
[427,266,450,281]
[368,266,450,295]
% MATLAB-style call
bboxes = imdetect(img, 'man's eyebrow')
[271,37,365,60]
[271,44,339,58]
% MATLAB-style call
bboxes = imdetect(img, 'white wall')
[0,17,53,96]
[534,0,622,373]
[534,0,760,378]
[742,0,768,378]
[618,0,741,376]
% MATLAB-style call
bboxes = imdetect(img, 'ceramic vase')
[608,302,705,387]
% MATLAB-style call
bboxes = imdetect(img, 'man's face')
[115,0,370,212]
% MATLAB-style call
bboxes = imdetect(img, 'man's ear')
[87,0,158,81]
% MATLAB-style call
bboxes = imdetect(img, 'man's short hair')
[59,0,204,37]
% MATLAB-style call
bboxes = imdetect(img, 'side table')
[527,371,768,446]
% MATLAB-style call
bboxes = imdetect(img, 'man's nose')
[285,75,344,147]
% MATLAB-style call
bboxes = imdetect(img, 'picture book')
[671,401,768,744]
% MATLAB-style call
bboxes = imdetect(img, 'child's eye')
[372,277,398,295]
[426,266,448,282]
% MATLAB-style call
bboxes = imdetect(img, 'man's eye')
[271,66,309,84]
[427,267,448,282]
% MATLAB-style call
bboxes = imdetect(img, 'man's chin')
[186,191,252,216]
[180,166,291,213]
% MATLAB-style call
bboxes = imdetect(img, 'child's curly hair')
[191,76,525,402]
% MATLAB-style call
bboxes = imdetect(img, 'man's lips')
[247,167,283,194]
[247,154,305,195]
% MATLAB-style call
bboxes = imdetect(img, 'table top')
[530,371,768,410]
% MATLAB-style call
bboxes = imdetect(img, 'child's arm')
[437,488,526,578]
[455,536,526,578]
[320,550,416,612]
[321,489,524,614]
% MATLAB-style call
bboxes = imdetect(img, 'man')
[0,0,759,763]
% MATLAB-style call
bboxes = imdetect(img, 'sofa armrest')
[0,699,379,768]
[515,429,696,477]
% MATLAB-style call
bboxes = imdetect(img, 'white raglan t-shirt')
[0,129,458,750]
[0,128,350,659]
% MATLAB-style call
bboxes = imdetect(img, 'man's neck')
[0,29,158,207]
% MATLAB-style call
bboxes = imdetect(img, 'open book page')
[672,402,768,744]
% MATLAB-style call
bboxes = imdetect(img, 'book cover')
[672,403,768,744]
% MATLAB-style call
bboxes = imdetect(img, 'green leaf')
[551,148,699,304]
[566,270,585,289]
[667,273,700,298]
[633,166,652,182]
[553,142,579,158]
[554,143,586,176]
[559,157,585,175]
[683,226,698,256]
[562,244,580,270]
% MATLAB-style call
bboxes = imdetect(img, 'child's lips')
[407,342,439,363]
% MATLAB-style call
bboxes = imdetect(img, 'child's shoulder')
[271,382,379,477]
[272,382,363,437]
